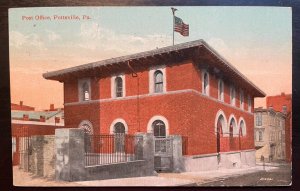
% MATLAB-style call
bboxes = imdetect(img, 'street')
[198,163,292,186]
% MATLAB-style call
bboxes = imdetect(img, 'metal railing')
[84,134,142,166]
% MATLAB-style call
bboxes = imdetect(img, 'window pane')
[204,73,208,94]
[155,83,163,93]
[154,71,163,93]
[152,120,166,137]
[82,82,89,101]
[115,77,123,97]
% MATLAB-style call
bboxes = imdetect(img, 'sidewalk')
[13,165,279,187]
[159,165,279,185]
[75,176,196,186]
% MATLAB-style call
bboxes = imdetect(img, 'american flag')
[174,16,189,36]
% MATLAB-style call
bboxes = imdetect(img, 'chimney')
[50,104,55,111]
[20,101,23,107]
[55,117,60,124]
[23,114,29,121]
[40,115,46,122]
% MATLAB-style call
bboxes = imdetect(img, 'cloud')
[78,22,172,55]
[47,31,61,41]
[10,31,28,48]
[10,30,46,51]
[80,22,100,39]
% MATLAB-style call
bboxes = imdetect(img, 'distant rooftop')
[11,110,63,121]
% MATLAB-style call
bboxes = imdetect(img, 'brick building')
[254,108,286,162]
[43,40,265,171]
[11,101,35,111]
[11,102,65,165]
[266,93,292,162]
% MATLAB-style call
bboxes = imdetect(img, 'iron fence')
[84,134,142,166]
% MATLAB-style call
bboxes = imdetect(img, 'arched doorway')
[229,118,236,150]
[113,122,126,153]
[216,115,225,164]
[216,116,225,153]
[239,120,245,150]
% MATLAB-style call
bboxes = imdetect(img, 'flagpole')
[171,7,177,46]
[173,11,175,46]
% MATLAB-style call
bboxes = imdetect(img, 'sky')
[9,6,292,110]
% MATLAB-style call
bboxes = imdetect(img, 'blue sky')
[9,6,292,109]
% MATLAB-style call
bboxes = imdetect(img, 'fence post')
[134,134,144,160]
[169,135,183,172]
[135,133,155,175]
[55,128,86,181]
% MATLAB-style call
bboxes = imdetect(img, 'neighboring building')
[266,92,292,162]
[11,101,35,111]
[11,102,65,165]
[43,40,265,171]
[254,108,286,162]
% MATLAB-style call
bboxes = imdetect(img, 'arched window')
[218,80,224,101]
[229,119,235,136]
[240,90,244,110]
[79,120,93,152]
[154,70,163,93]
[79,120,93,135]
[230,85,236,106]
[115,77,123,97]
[152,120,166,138]
[229,118,236,150]
[82,82,90,101]
[203,72,209,95]
[216,115,225,156]
[248,95,252,112]
[114,122,125,134]
[239,121,245,136]
[114,122,126,153]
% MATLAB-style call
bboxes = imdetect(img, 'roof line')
[43,39,265,97]
[200,41,266,96]
[43,40,205,79]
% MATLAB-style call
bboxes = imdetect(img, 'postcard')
[9,6,292,187]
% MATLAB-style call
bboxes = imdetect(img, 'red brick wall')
[266,93,292,112]
[266,93,292,162]
[126,70,149,96]
[64,80,78,103]
[167,60,200,92]
[99,77,111,99]
[63,61,255,156]
[11,103,35,111]
[65,91,254,156]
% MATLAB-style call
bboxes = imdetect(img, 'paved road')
[198,164,292,186]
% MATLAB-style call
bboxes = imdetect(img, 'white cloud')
[47,31,61,41]
[78,22,172,55]
[10,31,28,48]
[10,30,46,51]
